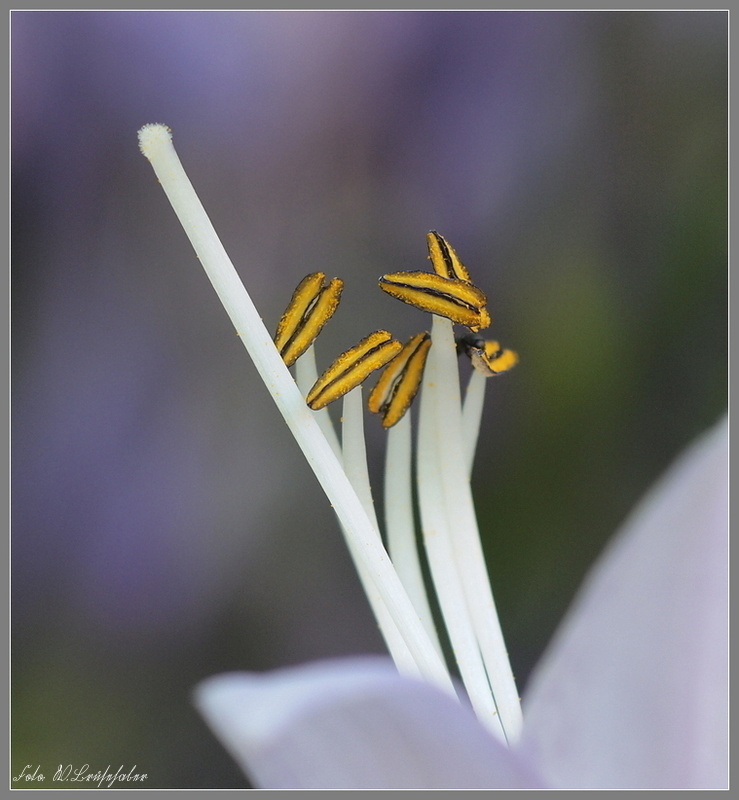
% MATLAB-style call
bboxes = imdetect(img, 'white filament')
[138,123,453,694]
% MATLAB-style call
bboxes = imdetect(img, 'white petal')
[194,657,541,789]
[520,416,728,788]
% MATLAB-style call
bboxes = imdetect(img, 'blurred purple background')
[12,10,726,788]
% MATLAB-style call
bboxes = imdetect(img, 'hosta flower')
[195,414,727,790]
[139,124,727,790]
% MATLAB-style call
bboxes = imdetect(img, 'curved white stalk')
[427,316,523,742]
[461,369,487,476]
[384,414,445,661]
[417,327,505,740]
[341,386,379,529]
[334,386,419,677]
[295,345,341,462]
[339,387,421,677]
[137,123,453,695]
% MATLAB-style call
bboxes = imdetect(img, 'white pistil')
[384,414,445,661]
[137,123,453,695]
[426,315,523,742]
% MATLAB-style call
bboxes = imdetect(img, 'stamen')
[306,331,402,411]
[423,316,523,742]
[384,413,446,661]
[456,333,518,474]
[461,369,487,476]
[457,332,518,377]
[417,317,506,740]
[341,385,421,679]
[294,345,342,462]
[341,385,379,529]
[378,271,491,331]
[426,230,472,283]
[138,123,454,694]
[274,273,343,367]
[368,332,431,428]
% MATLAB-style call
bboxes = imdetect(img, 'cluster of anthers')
[137,123,522,747]
[276,230,517,427]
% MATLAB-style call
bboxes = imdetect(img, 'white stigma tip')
[137,123,173,159]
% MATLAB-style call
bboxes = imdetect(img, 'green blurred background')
[12,10,726,788]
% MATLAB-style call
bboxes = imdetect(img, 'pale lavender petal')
[520,416,727,789]
[194,657,542,789]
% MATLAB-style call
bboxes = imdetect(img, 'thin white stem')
[417,334,504,739]
[341,386,379,530]
[295,345,342,462]
[339,387,421,676]
[385,414,445,661]
[429,315,523,742]
[137,123,453,694]
[462,369,487,476]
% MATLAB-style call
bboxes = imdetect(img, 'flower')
[194,413,727,789]
[138,124,727,789]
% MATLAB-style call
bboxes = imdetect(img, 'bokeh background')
[12,10,727,789]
